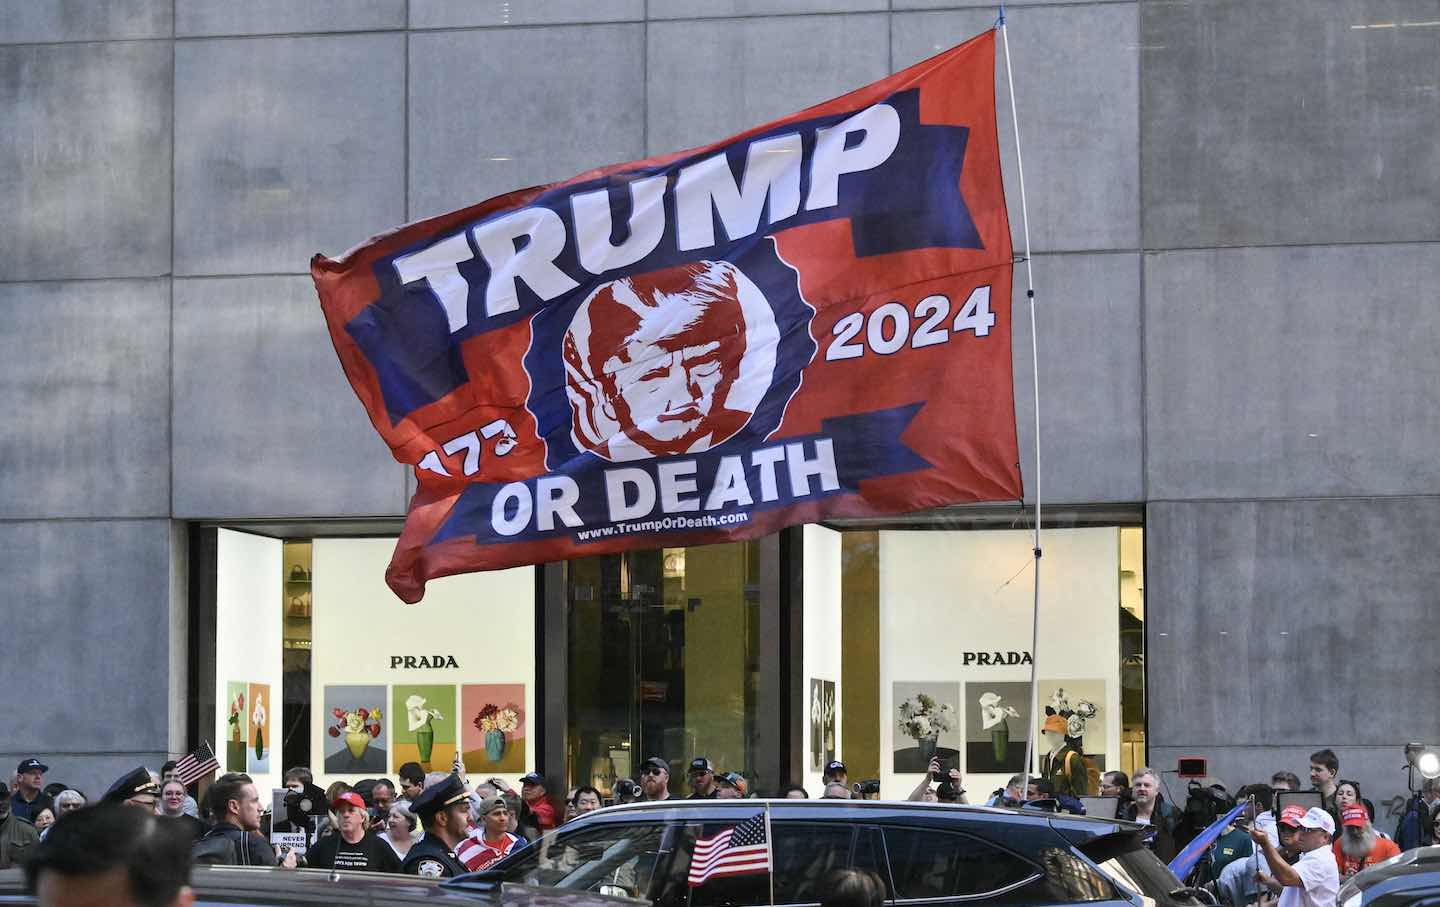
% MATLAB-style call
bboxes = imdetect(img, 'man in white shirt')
[1250,806,1338,907]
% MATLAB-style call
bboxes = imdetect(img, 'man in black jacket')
[307,791,400,873]
[194,773,297,868]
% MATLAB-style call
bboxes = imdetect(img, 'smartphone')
[931,761,948,783]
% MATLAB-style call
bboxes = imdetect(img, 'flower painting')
[964,681,1030,774]
[809,679,837,772]
[1039,678,1107,770]
[461,684,526,773]
[225,682,247,772]
[322,685,389,775]
[247,682,271,774]
[391,685,456,772]
[891,682,961,773]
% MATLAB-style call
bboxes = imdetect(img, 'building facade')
[2,0,1437,820]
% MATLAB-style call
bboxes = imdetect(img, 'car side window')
[686,822,886,907]
[500,822,674,897]
[883,826,1038,901]
[1035,847,1120,902]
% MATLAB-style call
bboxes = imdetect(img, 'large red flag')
[313,29,1019,602]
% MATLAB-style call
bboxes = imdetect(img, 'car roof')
[1345,846,1440,893]
[568,798,1141,839]
[0,867,647,906]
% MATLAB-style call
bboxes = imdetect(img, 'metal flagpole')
[764,802,776,907]
[998,7,1045,801]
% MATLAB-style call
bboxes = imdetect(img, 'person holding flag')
[1249,807,1339,907]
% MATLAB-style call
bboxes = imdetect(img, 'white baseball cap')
[1295,806,1336,835]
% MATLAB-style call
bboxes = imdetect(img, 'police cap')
[410,772,468,820]
[102,766,160,804]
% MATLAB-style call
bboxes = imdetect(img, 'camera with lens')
[854,779,881,797]
[613,778,641,801]
[283,783,328,829]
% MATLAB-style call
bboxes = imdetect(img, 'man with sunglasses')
[639,757,673,801]
[687,758,718,799]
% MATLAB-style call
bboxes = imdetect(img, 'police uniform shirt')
[401,834,469,879]
[308,831,402,873]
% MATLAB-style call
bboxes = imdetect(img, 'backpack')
[1082,755,1101,796]
[1063,750,1102,796]
[192,828,243,865]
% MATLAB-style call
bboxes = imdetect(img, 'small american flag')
[173,742,219,785]
[688,812,771,888]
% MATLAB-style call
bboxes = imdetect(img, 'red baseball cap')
[1279,805,1308,827]
[1342,804,1368,828]
[332,791,366,811]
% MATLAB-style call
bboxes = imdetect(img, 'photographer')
[909,757,966,803]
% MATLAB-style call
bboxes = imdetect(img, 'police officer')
[400,773,471,879]
[101,767,161,810]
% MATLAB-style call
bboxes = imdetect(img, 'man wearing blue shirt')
[9,760,53,825]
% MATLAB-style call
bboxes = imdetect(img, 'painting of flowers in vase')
[461,684,526,773]
[225,682,247,772]
[391,684,455,773]
[322,685,388,774]
[247,682,271,774]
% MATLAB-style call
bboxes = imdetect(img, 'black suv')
[1338,845,1440,907]
[457,800,1202,907]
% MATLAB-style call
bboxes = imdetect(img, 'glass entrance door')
[565,541,761,798]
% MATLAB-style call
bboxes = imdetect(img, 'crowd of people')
[5,746,1437,907]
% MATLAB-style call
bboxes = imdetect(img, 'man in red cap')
[1332,803,1400,882]
[306,791,401,873]
[1251,805,1339,907]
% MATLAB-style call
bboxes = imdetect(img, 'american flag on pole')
[688,812,772,887]
[173,742,219,786]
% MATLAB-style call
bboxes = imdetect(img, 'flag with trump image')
[312,28,1020,603]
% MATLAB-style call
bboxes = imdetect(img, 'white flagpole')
[764,802,776,907]
[998,7,1045,801]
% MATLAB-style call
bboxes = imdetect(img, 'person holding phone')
[908,757,966,802]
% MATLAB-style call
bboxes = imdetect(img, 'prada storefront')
[191,509,1146,799]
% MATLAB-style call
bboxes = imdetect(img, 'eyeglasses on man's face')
[644,768,666,777]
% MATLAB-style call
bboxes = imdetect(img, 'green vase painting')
[990,723,1009,761]
[398,688,451,770]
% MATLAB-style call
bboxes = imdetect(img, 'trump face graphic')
[563,260,779,462]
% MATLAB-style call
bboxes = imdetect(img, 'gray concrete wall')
[1,0,1436,805]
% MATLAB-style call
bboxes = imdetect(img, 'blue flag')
[1169,802,1248,881]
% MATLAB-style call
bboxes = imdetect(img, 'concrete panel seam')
[1136,0,1147,502]
[0,516,176,525]
[169,12,177,521]
[1146,493,1440,506]
[1142,238,1440,255]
